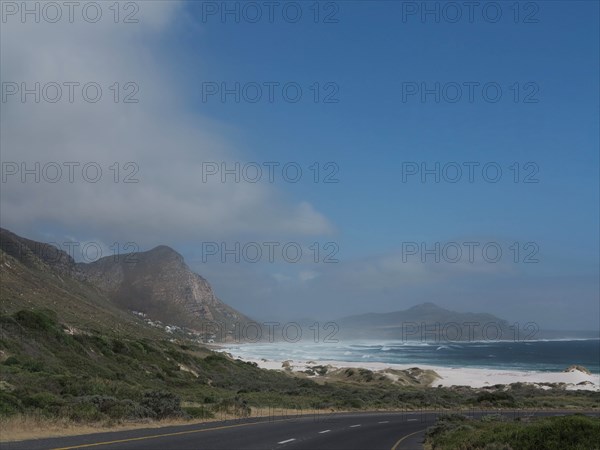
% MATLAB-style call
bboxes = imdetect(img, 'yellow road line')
[51,419,282,450]
[390,428,427,450]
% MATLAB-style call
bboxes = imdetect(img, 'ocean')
[223,339,600,374]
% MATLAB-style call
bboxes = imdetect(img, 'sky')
[1,1,598,330]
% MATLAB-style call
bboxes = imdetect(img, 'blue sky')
[1,1,598,329]
[174,0,599,261]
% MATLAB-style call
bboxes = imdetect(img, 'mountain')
[77,244,250,331]
[337,302,511,341]
[0,228,250,338]
[0,227,156,338]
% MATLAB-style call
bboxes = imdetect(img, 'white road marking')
[378,421,389,424]
[319,430,331,434]
[408,418,418,421]
[349,424,361,428]
[278,438,296,444]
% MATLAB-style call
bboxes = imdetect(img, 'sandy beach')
[224,354,600,392]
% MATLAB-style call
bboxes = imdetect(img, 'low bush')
[141,391,185,419]
[0,392,22,416]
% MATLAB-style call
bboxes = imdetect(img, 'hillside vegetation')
[425,414,600,450]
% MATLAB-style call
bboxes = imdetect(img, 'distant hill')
[0,227,250,338]
[337,302,512,341]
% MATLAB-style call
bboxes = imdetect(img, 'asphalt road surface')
[1,410,596,450]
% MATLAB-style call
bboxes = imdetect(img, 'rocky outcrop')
[563,365,592,375]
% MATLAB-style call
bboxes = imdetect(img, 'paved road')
[0,411,433,450]
[1,410,596,450]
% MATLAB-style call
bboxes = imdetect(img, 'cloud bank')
[0,2,333,245]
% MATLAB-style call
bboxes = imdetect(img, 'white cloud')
[0,2,333,245]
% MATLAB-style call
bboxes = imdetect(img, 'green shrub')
[349,398,364,408]
[111,339,128,354]
[141,391,185,419]
[13,310,56,333]
[481,414,505,422]
[22,392,63,409]
[102,399,153,420]
[21,359,46,373]
[3,356,19,366]
[65,402,105,422]
[0,391,22,416]
[476,391,516,407]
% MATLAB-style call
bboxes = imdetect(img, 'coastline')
[219,351,600,392]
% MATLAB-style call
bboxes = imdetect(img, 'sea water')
[223,339,600,373]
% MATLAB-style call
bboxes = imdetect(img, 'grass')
[425,413,600,450]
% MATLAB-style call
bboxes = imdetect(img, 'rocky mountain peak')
[145,245,184,260]
[77,242,249,330]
